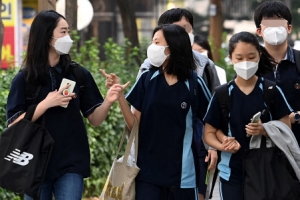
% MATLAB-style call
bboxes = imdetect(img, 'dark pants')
[198,156,208,196]
[136,180,199,200]
[219,177,243,200]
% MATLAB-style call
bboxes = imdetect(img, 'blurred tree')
[38,0,55,11]
[209,0,223,63]
[66,0,77,32]
[0,0,4,68]
[116,0,139,49]
[116,0,141,64]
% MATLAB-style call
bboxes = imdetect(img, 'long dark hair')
[152,24,196,81]
[228,31,276,76]
[22,10,71,84]
[194,35,214,61]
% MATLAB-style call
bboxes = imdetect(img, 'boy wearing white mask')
[203,31,292,200]
[254,1,300,145]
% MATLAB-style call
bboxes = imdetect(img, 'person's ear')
[256,27,263,37]
[287,24,292,34]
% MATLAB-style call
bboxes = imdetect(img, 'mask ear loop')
[164,46,170,57]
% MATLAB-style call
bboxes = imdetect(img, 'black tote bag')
[0,105,54,199]
[243,136,300,200]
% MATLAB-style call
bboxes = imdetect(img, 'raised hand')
[106,82,130,103]
[99,69,120,89]
[205,149,218,170]
[42,84,75,108]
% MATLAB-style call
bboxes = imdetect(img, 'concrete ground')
[208,176,220,200]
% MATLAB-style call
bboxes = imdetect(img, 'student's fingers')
[225,141,238,151]
[70,92,77,99]
[99,69,110,79]
[58,84,71,94]
[227,141,240,152]
[121,81,130,89]
[208,160,217,170]
[222,137,235,147]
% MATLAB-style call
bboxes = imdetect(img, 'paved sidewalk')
[209,176,220,200]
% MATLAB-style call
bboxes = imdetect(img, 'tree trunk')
[116,0,139,48]
[65,0,78,31]
[0,0,4,69]
[116,0,140,64]
[38,0,56,12]
[209,0,223,63]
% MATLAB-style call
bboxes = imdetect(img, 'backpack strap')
[262,79,276,121]
[23,69,41,106]
[203,63,212,93]
[25,84,41,106]
[188,71,199,121]
[208,83,229,199]
[293,49,300,75]
[215,83,230,135]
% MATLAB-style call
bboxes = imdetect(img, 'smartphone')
[246,112,261,137]
[59,78,76,108]
[251,111,261,123]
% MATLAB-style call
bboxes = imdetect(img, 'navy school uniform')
[6,64,104,181]
[204,77,292,186]
[263,46,300,145]
[126,69,211,188]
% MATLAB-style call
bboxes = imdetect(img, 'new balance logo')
[4,149,34,166]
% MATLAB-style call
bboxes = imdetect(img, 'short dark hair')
[254,1,292,28]
[152,24,196,81]
[158,8,194,28]
[22,10,71,84]
[194,35,214,61]
[229,31,275,76]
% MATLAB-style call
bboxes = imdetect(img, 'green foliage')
[69,31,143,197]
[208,32,236,82]
[0,32,145,198]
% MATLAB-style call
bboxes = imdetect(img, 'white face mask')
[233,60,259,80]
[52,35,73,55]
[188,33,194,46]
[263,26,287,45]
[147,44,169,67]
[200,51,208,58]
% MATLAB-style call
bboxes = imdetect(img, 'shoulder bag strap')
[115,116,139,163]
[293,49,300,75]
[215,83,230,135]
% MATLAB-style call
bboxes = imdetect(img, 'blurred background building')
[1,0,300,68]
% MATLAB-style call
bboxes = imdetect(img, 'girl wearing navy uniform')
[203,32,292,200]
[102,24,211,200]
[6,10,121,200]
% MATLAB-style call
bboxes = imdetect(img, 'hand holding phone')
[59,78,76,108]
[246,112,261,137]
